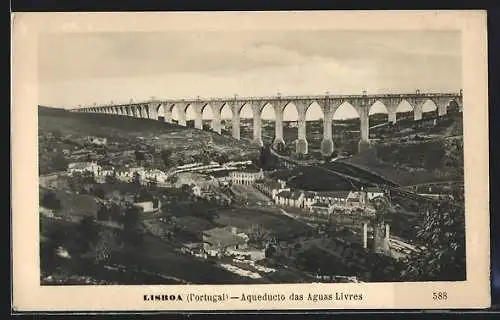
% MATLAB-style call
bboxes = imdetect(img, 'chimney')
[363,223,368,249]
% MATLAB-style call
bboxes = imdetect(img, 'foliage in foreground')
[400,192,466,281]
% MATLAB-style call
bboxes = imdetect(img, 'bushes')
[41,190,61,211]
[377,140,447,169]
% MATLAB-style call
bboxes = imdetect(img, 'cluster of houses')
[67,159,264,187]
[254,178,385,217]
[67,161,169,185]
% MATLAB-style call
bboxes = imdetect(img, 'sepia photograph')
[12,11,490,311]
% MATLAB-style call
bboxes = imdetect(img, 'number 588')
[433,292,448,300]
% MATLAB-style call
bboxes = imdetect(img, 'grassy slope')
[38,106,259,153]
[343,113,464,186]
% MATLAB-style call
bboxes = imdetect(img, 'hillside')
[38,106,260,173]
[342,112,464,186]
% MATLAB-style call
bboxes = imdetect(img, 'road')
[277,208,316,228]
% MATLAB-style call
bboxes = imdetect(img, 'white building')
[95,165,115,183]
[309,202,335,216]
[87,136,107,146]
[115,167,168,184]
[134,199,161,214]
[363,187,385,201]
[67,161,101,176]
[229,169,264,185]
[203,227,250,258]
[274,190,305,208]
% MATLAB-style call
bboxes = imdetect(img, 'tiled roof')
[276,190,292,198]
[325,191,351,199]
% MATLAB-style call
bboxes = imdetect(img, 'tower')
[370,196,391,255]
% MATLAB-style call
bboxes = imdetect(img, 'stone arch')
[448,99,461,113]
[201,103,214,130]
[260,102,276,146]
[368,101,389,126]
[156,103,165,121]
[305,101,324,121]
[144,104,151,119]
[170,104,185,125]
[184,104,197,128]
[136,105,143,118]
[395,99,414,121]
[239,103,254,141]
[170,105,180,121]
[220,103,233,133]
[332,101,361,156]
[421,99,438,119]
[333,101,361,120]
[259,102,276,119]
[304,101,324,151]
[282,102,299,146]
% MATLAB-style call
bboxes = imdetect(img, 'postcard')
[11,10,490,311]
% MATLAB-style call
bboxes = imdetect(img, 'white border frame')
[11,10,490,311]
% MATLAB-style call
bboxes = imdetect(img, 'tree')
[132,172,141,186]
[51,152,68,171]
[82,170,96,184]
[122,204,140,230]
[93,187,106,199]
[86,228,121,264]
[247,224,270,248]
[160,148,173,167]
[74,216,99,255]
[97,204,110,221]
[41,190,61,212]
[400,194,466,281]
[120,204,143,247]
[134,150,145,162]
[105,172,118,184]
[265,245,277,258]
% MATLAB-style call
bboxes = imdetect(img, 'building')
[87,136,107,146]
[142,169,168,183]
[229,168,264,185]
[67,161,101,176]
[303,191,352,209]
[309,202,334,216]
[363,187,385,201]
[274,190,305,208]
[134,198,161,214]
[202,226,249,258]
[115,167,168,184]
[95,165,115,183]
[346,191,369,207]
[254,179,284,199]
[226,247,266,262]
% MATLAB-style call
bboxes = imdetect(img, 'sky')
[38,30,461,120]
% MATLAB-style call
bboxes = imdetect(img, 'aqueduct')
[72,91,463,156]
